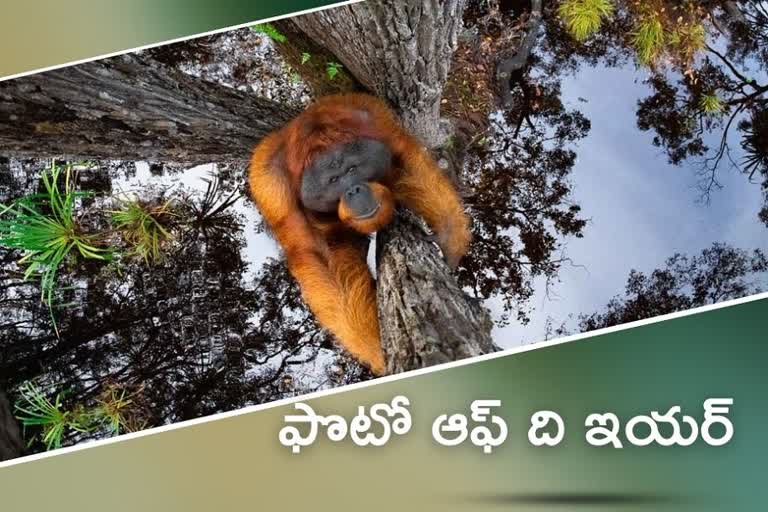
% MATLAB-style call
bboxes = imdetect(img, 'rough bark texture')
[0,54,297,164]
[496,0,543,107]
[294,0,495,373]
[291,0,466,147]
[376,211,494,373]
[0,391,23,461]
[270,19,361,97]
[0,4,495,376]
[723,1,746,23]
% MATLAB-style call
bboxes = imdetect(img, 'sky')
[492,63,767,347]
[123,57,767,353]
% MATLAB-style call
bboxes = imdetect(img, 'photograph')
[1,0,766,458]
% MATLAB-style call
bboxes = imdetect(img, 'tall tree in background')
[11,0,763,454]
[0,1,494,375]
[553,0,768,224]
[0,390,22,461]
[0,163,363,451]
[578,242,767,331]
[0,1,596,451]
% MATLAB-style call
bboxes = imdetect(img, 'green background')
[1,297,765,511]
[0,0,347,79]
[1,3,765,509]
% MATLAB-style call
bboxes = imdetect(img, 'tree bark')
[270,19,361,97]
[292,1,495,373]
[0,54,297,164]
[723,1,746,24]
[291,0,466,147]
[377,211,494,373]
[496,0,543,107]
[0,3,496,376]
[0,390,23,461]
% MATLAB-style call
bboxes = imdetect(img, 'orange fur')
[248,93,471,375]
[338,183,395,234]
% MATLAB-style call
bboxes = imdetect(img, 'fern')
[251,23,286,43]
[557,0,615,41]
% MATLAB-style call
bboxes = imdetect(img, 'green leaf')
[326,61,343,80]
[250,23,286,43]
[557,0,615,41]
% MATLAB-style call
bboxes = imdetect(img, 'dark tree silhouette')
[633,2,768,225]
[0,2,515,453]
[0,162,363,452]
[459,76,589,325]
[9,1,760,457]
[543,1,768,225]
[0,2,595,454]
[0,390,22,461]
[0,3,493,384]
[578,243,767,331]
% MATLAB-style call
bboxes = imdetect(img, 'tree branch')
[0,54,297,163]
[496,0,543,107]
[376,210,495,373]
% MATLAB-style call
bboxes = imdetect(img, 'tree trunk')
[293,1,495,373]
[496,0,543,107]
[270,19,361,97]
[0,54,297,164]
[377,211,494,373]
[723,1,746,24]
[0,3,495,376]
[291,0,466,147]
[0,390,23,461]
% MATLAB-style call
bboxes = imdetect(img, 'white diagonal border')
[0,0,364,82]
[1,291,766,470]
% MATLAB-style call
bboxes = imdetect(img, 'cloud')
[493,64,766,347]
